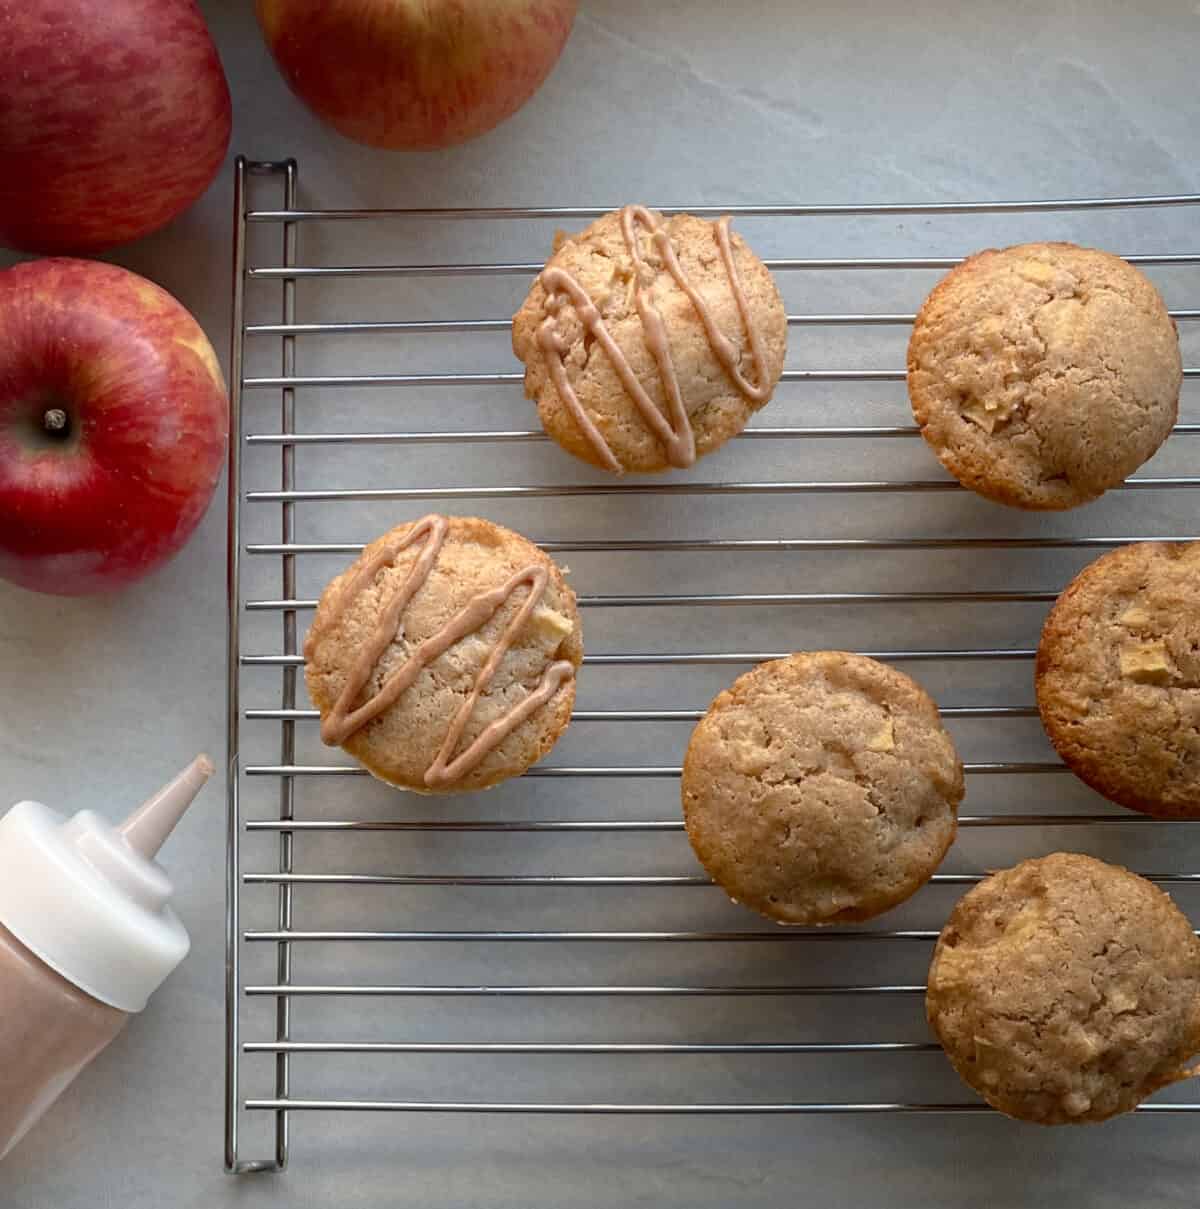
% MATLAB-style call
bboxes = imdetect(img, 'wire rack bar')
[243,308,1200,336]
[245,253,1200,280]
[241,1099,1200,1114]
[241,369,931,389]
[243,193,1200,220]
[242,368,1200,390]
[243,708,1039,722]
[242,984,929,997]
[240,815,1187,831]
[244,477,1200,503]
[269,160,298,1172]
[244,929,938,942]
[239,925,1200,943]
[242,705,1039,721]
[247,426,918,443]
[224,157,248,1176]
[243,1040,939,1052]
[242,536,1200,556]
[240,871,1198,888]
[243,590,1062,611]
[244,423,1200,445]
[241,762,1067,777]
[242,649,1038,668]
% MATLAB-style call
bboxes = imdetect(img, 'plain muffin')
[928,853,1200,1124]
[908,242,1180,509]
[1037,541,1200,817]
[681,651,963,924]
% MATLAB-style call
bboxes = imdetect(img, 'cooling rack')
[225,157,1200,1173]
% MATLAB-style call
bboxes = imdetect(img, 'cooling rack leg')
[226,156,294,1176]
[224,155,248,1176]
[272,159,300,1173]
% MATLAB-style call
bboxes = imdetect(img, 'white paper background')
[2,1,1200,1205]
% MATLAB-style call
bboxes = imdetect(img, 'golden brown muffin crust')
[512,208,787,474]
[304,515,582,794]
[1036,541,1200,817]
[908,242,1180,510]
[681,652,963,925]
[927,853,1200,1124]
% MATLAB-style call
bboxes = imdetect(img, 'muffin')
[908,242,1180,509]
[512,205,788,474]
[304,514,583,793]
[681,652,964,925]
[927,853,1200,1124]
[1036,541,1200,817]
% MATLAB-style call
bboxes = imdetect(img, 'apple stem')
[43,408,69,435]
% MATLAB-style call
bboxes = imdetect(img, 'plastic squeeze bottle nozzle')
[0,754,212,1160]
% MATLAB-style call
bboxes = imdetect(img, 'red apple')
[0,0,232,254]
[255,0,577,150]
[0,259,228,596]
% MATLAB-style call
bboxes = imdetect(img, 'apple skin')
[0,0,232,254]
[0,259,229,596]
[255,0,577,150]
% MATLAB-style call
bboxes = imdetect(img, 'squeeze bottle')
[0,755,211,1159]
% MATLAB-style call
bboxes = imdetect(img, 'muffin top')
[1037,541,1200,817]
[304,515,582,793]
[681,651,963,925]
[927,853,1200,1124]
[513,206,787,474]
[908,242,1180,509]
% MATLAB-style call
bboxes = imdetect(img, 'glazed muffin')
[512,206,788,474]
[1036,541,1200,817]
[927,853,1200,1124]
[304,515,583,793]
[908,242,1180,509]
[681,652,964,925]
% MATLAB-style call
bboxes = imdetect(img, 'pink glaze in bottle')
[0,755,212,1160]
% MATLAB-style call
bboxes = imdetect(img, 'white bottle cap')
[0,755,212,1013]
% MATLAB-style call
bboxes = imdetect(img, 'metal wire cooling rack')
[225,158,1200,1172]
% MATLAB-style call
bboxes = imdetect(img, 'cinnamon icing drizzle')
[317,515,576,789]
[536,206,772,472]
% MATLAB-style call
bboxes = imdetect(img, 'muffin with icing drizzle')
[304,515,583,793]
[512,206,788,474]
